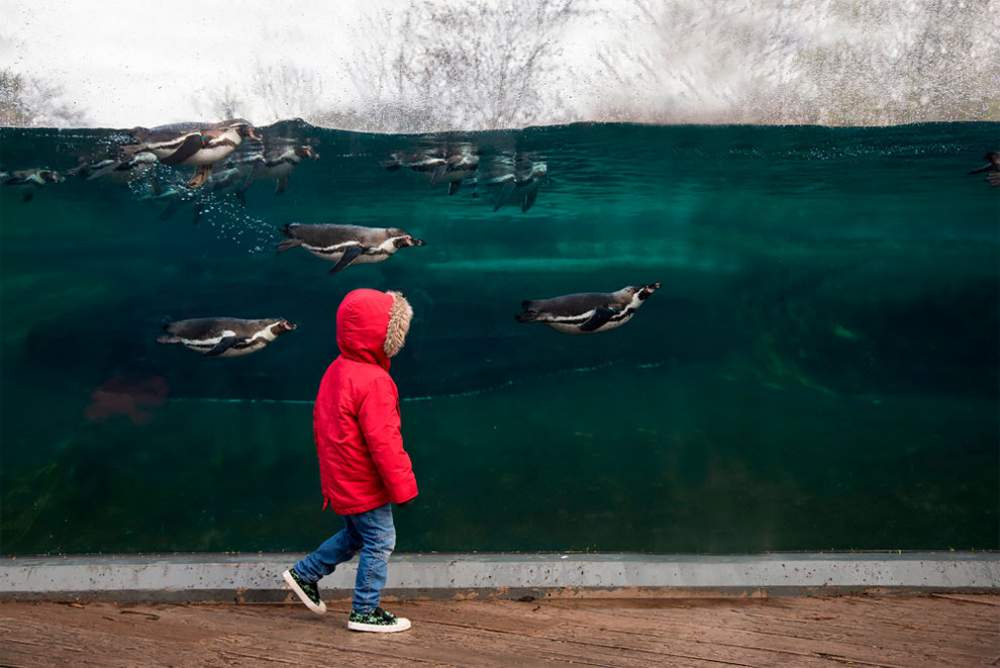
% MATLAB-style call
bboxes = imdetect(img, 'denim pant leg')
[293,519,363,583]
[347,503,396,613]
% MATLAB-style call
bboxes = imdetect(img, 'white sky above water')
[1,0,373,127]
[2,0,997,128]
[1,0,604,128]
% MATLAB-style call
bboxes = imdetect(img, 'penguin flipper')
[579,307,616,333]
[206,336,241,357]
[431,165,446,184]
[275,175,288,194]
[159,134,204,166]
[522,186,539,212]
[493,181,516,211]
[329,245,366,274]
[448,180,461,195]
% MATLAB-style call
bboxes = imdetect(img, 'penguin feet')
[187,166,211,189]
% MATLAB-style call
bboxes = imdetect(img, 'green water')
[1,122,997,554]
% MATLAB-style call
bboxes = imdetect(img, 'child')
[283,288,418,633]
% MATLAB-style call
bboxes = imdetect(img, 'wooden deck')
[1,594,998,667]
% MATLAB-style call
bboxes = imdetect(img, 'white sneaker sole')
[282,569,327,615]
[347,617,412,633]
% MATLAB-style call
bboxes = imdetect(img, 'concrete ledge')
[1,552,997,602]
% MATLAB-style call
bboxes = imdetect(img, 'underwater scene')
[0,121,997,555]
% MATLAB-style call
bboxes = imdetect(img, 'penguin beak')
[637,282,660,300]
[411,238,426,247]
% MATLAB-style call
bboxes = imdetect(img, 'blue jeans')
[293,503,395,614]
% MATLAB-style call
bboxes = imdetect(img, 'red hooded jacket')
[313,289,418,515]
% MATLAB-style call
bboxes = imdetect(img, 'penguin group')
[382,144,547,212]
[15,118,996,357]
[63,121,323,225]
[138,119,655,358]
[1,168,64,202]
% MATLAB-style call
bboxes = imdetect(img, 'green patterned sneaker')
[282,568,327,615]
[347,607,412,633]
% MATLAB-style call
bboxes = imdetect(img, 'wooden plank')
[1,597,998,668]
[425,611,913,666]
[929,594,1000,607]
[525,598,999,666]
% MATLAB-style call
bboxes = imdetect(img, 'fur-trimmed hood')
[335,289,412,370]
[384,291,413,358]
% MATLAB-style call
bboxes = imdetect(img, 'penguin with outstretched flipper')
[157,317,296,357]
[277,223,425,274]
[516,283,661,334]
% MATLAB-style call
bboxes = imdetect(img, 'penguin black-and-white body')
[124,119,261,188]
[230,145,319,199]
[383,146,479,195]
[486,160,547,212]
[157,317,296,357]
[382,151,446,174]
[70,152,158,183]
[516,283,661,334]
[258,145,319,183]
[277,223,425,274]
[203,166,254,194]
[433,149,479,195]
[1,168,64,201]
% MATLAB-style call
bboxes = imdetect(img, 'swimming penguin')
[230,144,319,203]
[432,149,480,195]
[205,166,253,193]
[487,160,547,212]
[123,119,262,188]
[69,152,158,183]
[157,317,296,357]
[382,150,446,174]
[277,223,425,274]
[1,168,64,202]
[516,283,661,334]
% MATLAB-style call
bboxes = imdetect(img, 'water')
[1,121,997,555]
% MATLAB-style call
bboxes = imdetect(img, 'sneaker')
[347,607,412,633]
[282,568,327,615]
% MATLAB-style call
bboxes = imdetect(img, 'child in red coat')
[283,288,418,633]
